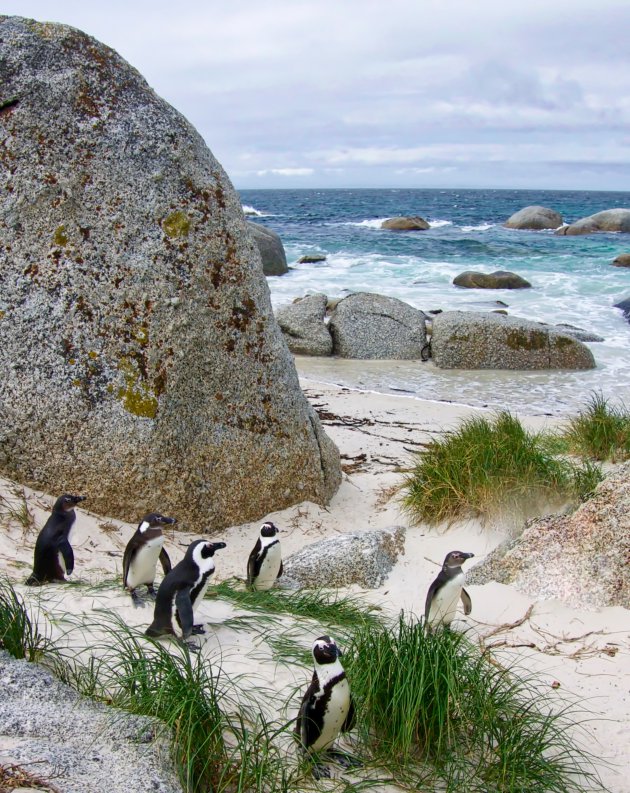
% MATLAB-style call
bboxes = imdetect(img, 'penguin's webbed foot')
[184,640,201,654]
[192,623,206,635]
[325,749,362,769]
[311,763,331,780]
[130,591,145,608]
[146,584,157,599]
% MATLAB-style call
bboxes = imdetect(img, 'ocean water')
[239,188,630,416]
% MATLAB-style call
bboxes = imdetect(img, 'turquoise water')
[239,188,630,415]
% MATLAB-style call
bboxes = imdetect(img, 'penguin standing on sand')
[26,494,86,585]
[246,521,282,591]
[122,512,175,607]
[295,635,358,779]
[145,539,226,643]
[424,550,474,629]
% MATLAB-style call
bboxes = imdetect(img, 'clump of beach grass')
[401,411,596,524]
[559,392,630,462]
[344,615,603,792]
[0,577,53,661]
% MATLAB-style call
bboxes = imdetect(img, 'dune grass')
[401,411,600,524]
[559,392,630,462]
[344,615,603,792]
[0,577,53,661]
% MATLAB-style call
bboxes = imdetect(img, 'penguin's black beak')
[464,552,475,560]
[211,542,227,552]
[163,517,177,525]
[74,496,87,503]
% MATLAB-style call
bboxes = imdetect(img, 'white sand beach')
[1,376,629,791]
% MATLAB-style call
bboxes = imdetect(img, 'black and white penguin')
[122,512,175,607]
[145,539,226,643]
[246,521,282,591]
[424,550,474,628]
[25,494,86,585]
[294,635,358,779]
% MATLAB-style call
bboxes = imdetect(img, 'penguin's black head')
[139,513,177,532]
[196,540,227,559]
[54,494,86,512]
[443,550,474,569]
[312,635,342,665]
[260,521,279,538]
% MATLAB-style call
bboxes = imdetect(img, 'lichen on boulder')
[0,16,340,529]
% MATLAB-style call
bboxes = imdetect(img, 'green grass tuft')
[0,577,53,661]
[560,392,630,462]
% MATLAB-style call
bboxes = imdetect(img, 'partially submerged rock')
[282,525,406,588]
[247,221,288,275]
[275,294,333,356]
[612,254,630,267]
[453,270,532,289]
[431,311,596,370]
[556,209,630,235]
[0,17,340,529]
[467,463,630,610]
[504,206,563,230]
[614,297,630,320]
[381,216,430,231]
[297,254,327,264]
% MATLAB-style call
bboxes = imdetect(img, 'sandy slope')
[1,379,628,791]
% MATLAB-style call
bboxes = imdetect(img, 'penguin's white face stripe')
[258,533,280,552]
[139,521,151,533]
[192,543,216,579]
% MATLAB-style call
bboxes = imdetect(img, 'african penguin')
[424,550,474,629]
[246,521,282,591]
[145,539,226,645]
[294,635,358,779]
[25,494,86,585]
[123,512,175,607]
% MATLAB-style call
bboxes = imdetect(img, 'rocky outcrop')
[552,324,604,343]
[282,526,406,588]
[0,651,183,793]
[275,294,333,356]
[612,254,630,267]
[297,254,327,264]
[246,221,288,275]
[453,271,532,289]
[0,17,340,530]
[329,293,428,359]
[556,209,630,235]
[614,297,630,320]
[504,206,563,230]
[431,311,596,370]
[381,216,430,231]
[467,463,630,610]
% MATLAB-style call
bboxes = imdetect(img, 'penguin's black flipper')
[246,538,262,588]
[59,539,74,575]
[461,587,472,615]
[175,588,194,639]
[277,559,283,579]
[159,547,172,575]
[424,577,441,623]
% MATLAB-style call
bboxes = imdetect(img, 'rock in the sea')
[614,297,630,320]
[504,206,563,230]
[329,293,427,359]
[381,216,430,231]
[0,17,340,530]
[282,525,406,588]
[275,294,333,356]
[453,270,532,289]
[0,651,183,793]
[553,323,604,343]
[297,254,327,264]
[556,209,630,235]
[431,311,596,370]
[247,221,288,275]
[612,253,630,267]
[467,462,630,610]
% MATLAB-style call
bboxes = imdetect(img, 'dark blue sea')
[239,188,630,415]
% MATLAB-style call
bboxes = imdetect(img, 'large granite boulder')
[453,270,532,289]
[282,525,406,588]
[246,221,288,276]
[0,17,340,530]
[329,293,427,359]
[504,206,563,230]
[556,209,630,235]
[275,293,333,356]
[612,254,630,267]
[467,463,630,609]
[431,311,596,370]
[381,216,430,231]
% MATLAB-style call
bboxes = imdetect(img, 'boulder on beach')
[0,16,340,529]
[275,293,333,356]
[556,209,630,236]
[297,253,327,264]
[614,297,630,320]
[282,525,406,588]
[504,206,563,230]
[329,293,428,359]
[612,254,630,267]
[431,311,596,370]
[453,270,532,289]
[247,221,288,275]
[381,216,430,231]
[467,462,630,610]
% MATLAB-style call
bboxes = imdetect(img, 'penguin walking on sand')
[123,512,175,607]
[145,539,226,646]
[246,521,282,591]
[25,494,86,585]
[424,550,474,629]
[295,635,359,779]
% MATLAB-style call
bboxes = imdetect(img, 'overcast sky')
[4,1,630,191]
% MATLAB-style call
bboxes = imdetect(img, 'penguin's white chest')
[428,572,465,626]
[312,677,351,752]
[253,542,282,590]
[127,536,164,589]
